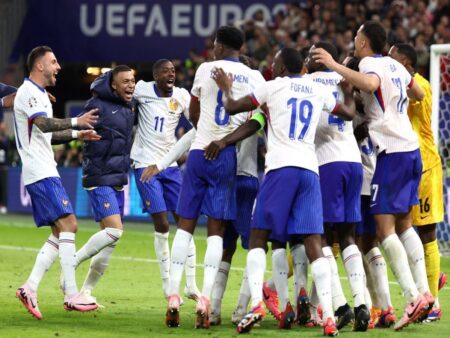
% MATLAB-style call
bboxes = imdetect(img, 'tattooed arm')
[51,130,74,144]
[33,108,99,133]
[52,129,101,144]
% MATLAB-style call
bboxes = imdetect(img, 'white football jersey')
[252,76,337,174]
[190,59,265,150]
[13,78,59,185]
[306,71,361,166]
[131,81,191,168]
[359,56,419,154]
[233,111,258,178]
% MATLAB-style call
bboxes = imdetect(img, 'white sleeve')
[359,57,381,79]
[18,89,48,119]
[156,128,196,171]
[251,81,270,106]
[191,63,208,98]
[180,88,192,121]
[323,90,338,113]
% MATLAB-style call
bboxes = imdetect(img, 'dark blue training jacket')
[82,71,135,188]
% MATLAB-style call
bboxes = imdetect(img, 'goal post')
[430,44,450,253]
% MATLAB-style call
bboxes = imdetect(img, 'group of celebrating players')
[10,20,445,337]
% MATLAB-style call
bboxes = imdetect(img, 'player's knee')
[105,227,123,242]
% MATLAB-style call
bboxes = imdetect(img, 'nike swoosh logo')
[407,300,422,318]
[112,110,118,114]
[144,99,154,103]
[370,203,377,207]
[420,215,430,220]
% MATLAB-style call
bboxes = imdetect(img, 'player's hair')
[280,48,303,73]
[111,65,133,80]
[361,21,386,54]
[393,43,417,69]
[216,26,244,51]
[27,45,53,72]
[314,41,338,62]
[152,59,172,75]
[345,56,360,71]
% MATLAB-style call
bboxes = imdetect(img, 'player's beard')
[43,69,56,87]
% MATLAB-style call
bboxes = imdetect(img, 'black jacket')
[82,71,135,188]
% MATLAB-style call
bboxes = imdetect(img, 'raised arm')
[212,68,257,115]
[34,108,99,133]
[407,80,424,101]
[204,112,265,160]
[312,48,380,93]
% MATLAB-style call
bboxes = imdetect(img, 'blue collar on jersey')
[373,54,383,58]
[223,57,240,63]
[153,83,172,98]
[287,75,302,78]
[25,77,46,93]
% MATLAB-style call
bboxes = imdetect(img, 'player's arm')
[406,79,424,101]
[189,95,200,129]
[34,108,99,132]
[204,112,265,160]
[212,68,257,114]
[332,84,356,121]
[51,129,101,145]
[312,48,380,93]
[140,128,196,182]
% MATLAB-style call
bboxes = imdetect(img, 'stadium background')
[0,0,449,235]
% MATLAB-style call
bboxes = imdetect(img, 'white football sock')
[365,247,391,309]
[154,231,170,297]
[291,243,308,300]
[59,232,78,296]
[311,257,333,321]
[399,227,430,294]
[323,246,347,311]
[211,261,231,313]
[75,227,123,266]
[201,236,223,299]
[81,243,116,292]
[309,281,320,315]
[363,256,379,308]
[27,234,59,291]
[272,248,290,310]
[342,244,366,307]
[235,268,251,314]
[184,237,198,291]
[382,234,419,303]
[247,248,266,307]
[168,229,191,296]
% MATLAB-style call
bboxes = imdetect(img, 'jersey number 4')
[288,98,312,140]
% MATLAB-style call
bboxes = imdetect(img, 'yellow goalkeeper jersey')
[407,73,441,171]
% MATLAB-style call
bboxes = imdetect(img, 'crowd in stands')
[1,0,449,168]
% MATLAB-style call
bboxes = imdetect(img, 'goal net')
[431,44,450,254]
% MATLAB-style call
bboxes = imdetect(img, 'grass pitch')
[0,213,449,337]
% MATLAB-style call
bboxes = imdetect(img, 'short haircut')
[393,43,417,69]
[152,59,172,74]
[216,25,244,51]
[314,41,338,62]
[361,21,386,54]
[111,65,132,80]
[27,45,53,72]
[280,48,303,73]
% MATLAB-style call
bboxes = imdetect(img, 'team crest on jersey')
[62,199,68,206]
[145,200,151,206]
[168,98,179,113]
[104,202,110,209]
[28,97,38,108]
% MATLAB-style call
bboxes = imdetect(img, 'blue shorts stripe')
[134,167,181,214]
[87,186,124,222]
[252,167,323,243]
[177,147,237,220]
[370,149,422,214]
[25,177,74,227]
[319,162,362,223]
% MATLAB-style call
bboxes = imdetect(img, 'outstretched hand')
[78,130,101,141]
[140,165,160,183]
[211,68,233,92]
[78,108,99,129]
[204,140,226,160]
[312,48,338,70]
